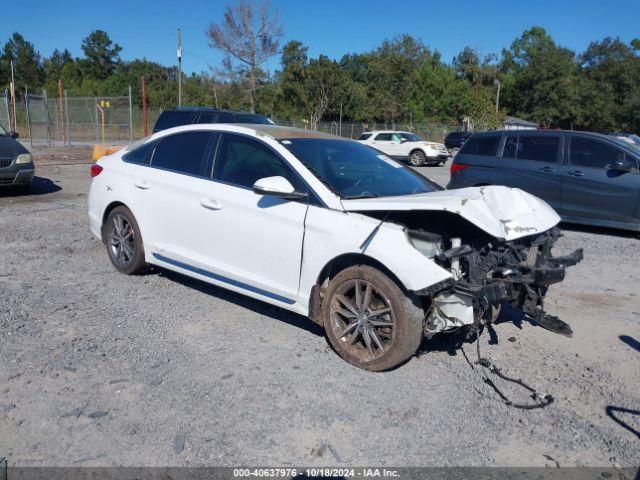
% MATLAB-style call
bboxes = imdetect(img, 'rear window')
[458,136,500,156]
[153,111,194,132]
[359,133,372,141]
[446,131,463,140]
[151,131,215,176]
[123,140,157,165]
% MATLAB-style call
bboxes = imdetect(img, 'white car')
[358,131,449,167]
[88,124,582,371]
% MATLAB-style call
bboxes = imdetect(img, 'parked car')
[447,130,640,231]
[153,106,275,133]
[358,131,449,167]
[89,124,582,371]
[444,130,473,154]
[606,132,640,147]
[0,124,34,192]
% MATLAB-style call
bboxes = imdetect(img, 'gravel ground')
[0,146,639,467]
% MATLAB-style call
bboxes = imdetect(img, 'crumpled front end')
[413,227,583,336]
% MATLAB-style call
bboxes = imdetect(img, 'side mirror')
[10,131,19,139]
[399,138,408,143]
[252,176,307,200]
[612,157,634,173]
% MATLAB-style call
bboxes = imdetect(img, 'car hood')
[415,141,444,147]
[0,136,27,158]
[341,186,561,241]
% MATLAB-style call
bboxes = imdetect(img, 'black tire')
[408,150,426,167]
[322,265,424,371]
[103,206,148,275]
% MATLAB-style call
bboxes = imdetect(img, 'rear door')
[137,130,219,261]
[371,133,403,157]
[559,135,639,223]
[492,133,563,211]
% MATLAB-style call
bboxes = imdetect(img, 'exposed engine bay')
[367,210,583,337]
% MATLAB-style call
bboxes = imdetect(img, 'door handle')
[539,166,555,173]
[567,170,584,177]
[133,180,151,190]
[200,198,223,211]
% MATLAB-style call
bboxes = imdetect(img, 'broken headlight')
[407,230,443,259]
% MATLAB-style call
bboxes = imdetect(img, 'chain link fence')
[9,92,161,146]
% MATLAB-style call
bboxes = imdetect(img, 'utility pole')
[10,60,17,132]
[494,78,501,114]
[58,79,66,145]
[177,28,182,107]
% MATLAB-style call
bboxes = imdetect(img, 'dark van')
[447,130,640,231]
[153,107,274,134]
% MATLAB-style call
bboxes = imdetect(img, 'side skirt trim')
[152,253,296,305]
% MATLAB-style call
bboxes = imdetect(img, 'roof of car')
[363,130,411,134]
[240,124,344,140]
[169,106,269,116]
[470,129,616,140]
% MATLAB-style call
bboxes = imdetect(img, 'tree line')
[1,23,639,132]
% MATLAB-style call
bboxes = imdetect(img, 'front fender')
[298,207,452,312]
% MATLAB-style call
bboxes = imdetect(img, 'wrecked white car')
[88,124,582,371]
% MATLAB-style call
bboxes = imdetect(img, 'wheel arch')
[308,252,412,325]
[101,201,128,241]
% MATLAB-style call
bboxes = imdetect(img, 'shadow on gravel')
[606,405,640,439]
[0,176,62,197]
[620,335,640,353]
[559,222,639,239]
[157,268,325,337]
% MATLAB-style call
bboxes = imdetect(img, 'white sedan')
[358,130,449,166]
[88,124,582,371]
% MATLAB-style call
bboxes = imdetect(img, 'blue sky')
[3,0,639,75]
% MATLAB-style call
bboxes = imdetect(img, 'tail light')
[450,163,469,174]
[91,164,103,178]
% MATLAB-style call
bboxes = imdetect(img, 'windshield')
[399,132,422,142]
[282,138,438,199]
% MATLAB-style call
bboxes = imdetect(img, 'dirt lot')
[1,146,639,467]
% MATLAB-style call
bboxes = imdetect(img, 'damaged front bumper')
[418,227,583,337]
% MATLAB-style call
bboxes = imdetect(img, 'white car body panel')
[88,124,561,320]
[342,185,561,242]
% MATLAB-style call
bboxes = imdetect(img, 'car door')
[135,130,219,262]
[371,133,402,158]
[200,133,309,302]
[559,135,639,223]
[492,133,563,211]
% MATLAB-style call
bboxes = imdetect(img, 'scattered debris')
[174,434,186,454]
[87,411,108,419]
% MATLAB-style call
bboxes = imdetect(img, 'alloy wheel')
[107,213,136,267]
[328,279,396,362]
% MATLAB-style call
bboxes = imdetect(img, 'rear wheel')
[322,265,424,371]
[104,206,148,275]
[408,150,426,167]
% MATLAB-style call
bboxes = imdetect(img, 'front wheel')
[104,206,148,275]
[408,150,426,167]
[322,265,424,371]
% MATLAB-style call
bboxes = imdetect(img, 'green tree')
[81,30,122,80]
[0,32,43,91]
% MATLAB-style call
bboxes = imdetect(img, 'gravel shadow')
[0,175,62,197]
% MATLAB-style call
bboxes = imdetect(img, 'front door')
[560,135,640,223]
[200,133,309,303]
[371,133,404,158]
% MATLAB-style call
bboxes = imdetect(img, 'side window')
[153,111,193,131]
[213,134,303,190]
[516,136,559,162]
[570,137,624,170]
[503,136,518,159]
[123,140,157,165]
[459,136,500,156]
[217,112,234,123]
[359,133,372,141]
[197,112,219,124]
[390,133,403,142]
[151,131,214,176]
[375,133,392,141]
